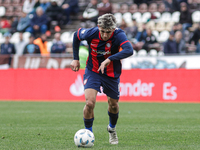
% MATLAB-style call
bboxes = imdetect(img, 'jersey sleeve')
[73,28,93,60]
[76,28,92,41]
[108,31,133,61]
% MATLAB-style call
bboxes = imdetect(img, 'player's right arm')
[71,28,81,72]
[71,27,95,72]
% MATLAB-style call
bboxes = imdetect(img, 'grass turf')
[0,102,200,150]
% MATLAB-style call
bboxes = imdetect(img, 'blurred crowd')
[0,0,200,57]
[114,0,200,55]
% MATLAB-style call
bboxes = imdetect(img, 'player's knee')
[85,100,95,110]
[110,102,118,112]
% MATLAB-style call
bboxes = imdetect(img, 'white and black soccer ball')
[74,129,95,148]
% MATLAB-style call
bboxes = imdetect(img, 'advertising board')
[0,69,199,102]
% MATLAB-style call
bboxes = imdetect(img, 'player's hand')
[97,58,111,74]
[70,60,80,72]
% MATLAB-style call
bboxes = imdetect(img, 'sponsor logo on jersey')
[92,49,111,55]
[106,43,111,48]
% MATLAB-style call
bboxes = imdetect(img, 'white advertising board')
[122,54,200,69]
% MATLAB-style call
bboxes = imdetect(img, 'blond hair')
[97,13,117,30]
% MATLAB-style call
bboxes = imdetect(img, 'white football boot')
[107,125,118,144]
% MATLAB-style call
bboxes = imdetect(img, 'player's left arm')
[97,58,111,74]
[108,32,133,61]
[98,32,133,74]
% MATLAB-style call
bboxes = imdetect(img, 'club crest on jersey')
[106,43,111,48]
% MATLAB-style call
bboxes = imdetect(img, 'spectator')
[61,0,79,24]
[174,30,186,53]
[179,2,192,33]
[0,16,11,34]
[46,0,63,32]
[0,32,16,54]
[33,33,49,55]
[196,40,200,53]
[158,3,166,13]
[14,32,28,55]
[163,0,180,12]
[164,31,186,54]
[17,12,31,32]
[188,0,199,11]
[170,23,182,35]
[120,3,129,14]
[97,0,112,17]
[189,23,200,46]
[125,18,138,41]
[164,32,177,54]
[138,3,148,13]
[9,17,19,34]
[189,23,200,53]
[80,0,99,23]
[40,0,51,12]
[112,3,120,14]
[118,19,128,31]
[129,4,138,14]
[51,33,66,53]
[23,0,36,14]
[132,23,147,51]
[119,18,138,41]
[148,3,158,13]
[24,35,41,54]
[142,28,159,52]
[26,7,48,35]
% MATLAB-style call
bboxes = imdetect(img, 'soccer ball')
[74,129,95,148]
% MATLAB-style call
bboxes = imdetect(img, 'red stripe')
[120,40,129,47]
[106,61,114,77]
[90,39,100,73]
[104,41,114,77]
[77,28,81,41]
[86,56,89,65]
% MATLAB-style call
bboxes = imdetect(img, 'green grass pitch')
[0,101,200,150]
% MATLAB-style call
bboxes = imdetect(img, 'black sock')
[83,118,94,132]
[108,111,118,128]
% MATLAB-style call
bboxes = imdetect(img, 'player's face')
[99,27,115,41]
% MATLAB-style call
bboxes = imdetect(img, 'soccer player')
[70,13,133,144]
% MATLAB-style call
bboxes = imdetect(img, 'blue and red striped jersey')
[73,27,133,78]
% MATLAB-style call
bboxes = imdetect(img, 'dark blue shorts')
[83,68,120,99]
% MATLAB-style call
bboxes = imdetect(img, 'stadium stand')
[1,0,200,55]
[137,49,148,56]
[141,12,151,23]
[122,12,132,24]
[171,11,180,23]
[149,49,158,56]
[148,3,158,13]
[0,6,6,17]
